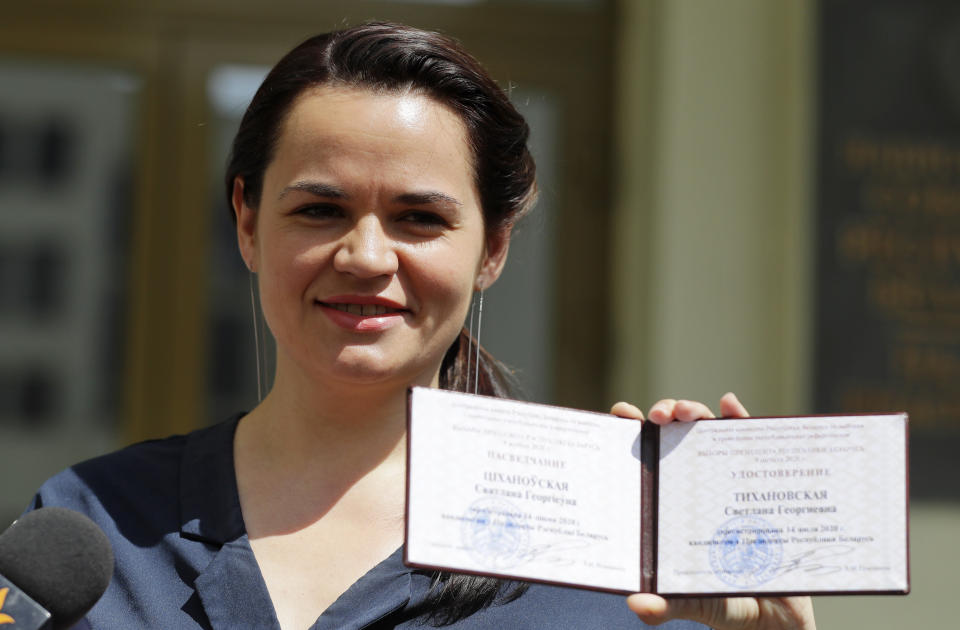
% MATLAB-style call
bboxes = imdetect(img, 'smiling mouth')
[318,302,406,316]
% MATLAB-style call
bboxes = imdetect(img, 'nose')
[333,214,399,278]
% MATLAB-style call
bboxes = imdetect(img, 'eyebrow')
[278,181,462,208]
[277,181,349,201]
[394,191,463,207]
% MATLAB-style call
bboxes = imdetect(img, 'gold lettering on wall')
[832,134,960,430]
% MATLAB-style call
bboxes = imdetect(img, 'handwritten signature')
[773,544,855,576]
[511,539,596,566]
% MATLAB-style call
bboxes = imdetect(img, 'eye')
[294,203,343,219]
[398,210,449,228]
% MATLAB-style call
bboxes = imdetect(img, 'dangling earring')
[474,288,484,395]
[465,286,484,395]
[465,290,475,392]
[248,272,265,402]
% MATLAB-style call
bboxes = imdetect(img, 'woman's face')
[234,86,508,391]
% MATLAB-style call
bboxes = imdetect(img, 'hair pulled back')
[226,21,536,241]
[225,23,535,622]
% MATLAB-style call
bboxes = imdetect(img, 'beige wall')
[613,0,953,626]
[612,0,811,416]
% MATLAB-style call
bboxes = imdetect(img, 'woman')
[32,23,815,629]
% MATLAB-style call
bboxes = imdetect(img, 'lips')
[316,295,410,332]
[317,295,408,313]
[321,302,404,316]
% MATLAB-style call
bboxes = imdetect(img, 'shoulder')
[35,433,187,513]
[31,417,239,529]
[28,418,242,629]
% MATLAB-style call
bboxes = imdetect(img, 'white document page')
[406,387,643,592]
[656,415,908,594]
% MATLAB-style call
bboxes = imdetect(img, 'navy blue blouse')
[31,417,704,629]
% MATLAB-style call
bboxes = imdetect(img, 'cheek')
[262,231,331,282]
[256,240,330,320]
[404,243,482,310]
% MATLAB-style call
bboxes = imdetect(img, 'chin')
[324,356,437,390]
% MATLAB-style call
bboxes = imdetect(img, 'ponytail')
[417,329,528,625]
[438,328,521,398]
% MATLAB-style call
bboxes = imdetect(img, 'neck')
[236,358,435,538]
[239,348,444,485]
[259,375,403,466]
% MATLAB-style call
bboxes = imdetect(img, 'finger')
[628,594,816,630]
[626,594,763,629]
[625,594,672,625]
[646,399,677,425]
[673,399,715,422]
[648,399,716,424]
[761,596,817,629]
[626,594,721,627]
[610,401,644,420]
[719,392,750,418]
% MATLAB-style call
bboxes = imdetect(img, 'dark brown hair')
[225,22,536,240]
[224,22,536,624]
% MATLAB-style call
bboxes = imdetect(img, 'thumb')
[626,594,756,628]
[626,594,707,625]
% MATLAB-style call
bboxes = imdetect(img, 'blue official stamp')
[461,498,531,570]
[709,516,783,588]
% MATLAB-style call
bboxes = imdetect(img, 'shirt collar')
[178,414,246,544]
[313,547,409,629]
[175,414,424,629]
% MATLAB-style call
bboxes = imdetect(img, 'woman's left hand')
[609,394,816,630]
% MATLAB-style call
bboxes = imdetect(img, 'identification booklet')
[404,387,909,596]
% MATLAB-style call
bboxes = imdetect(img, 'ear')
[475,227,511,291]
[232,177,258,272]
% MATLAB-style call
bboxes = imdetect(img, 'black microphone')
[0,507,113,630]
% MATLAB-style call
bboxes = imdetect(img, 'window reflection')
[0,61,138,524]
[206,65,272,423]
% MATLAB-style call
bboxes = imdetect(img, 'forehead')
[266,86,475,182]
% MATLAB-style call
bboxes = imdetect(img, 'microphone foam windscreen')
[0,507,114,630]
